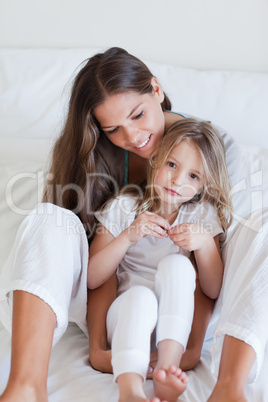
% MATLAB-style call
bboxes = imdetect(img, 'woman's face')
[94,79,165,159]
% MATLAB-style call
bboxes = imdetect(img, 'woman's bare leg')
[208,335,256,402]
[87,273,117,373]
[0,291,56,402]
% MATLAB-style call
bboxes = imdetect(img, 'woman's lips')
[134,134,152,151]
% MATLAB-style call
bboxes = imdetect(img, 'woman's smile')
[134,134,152,150]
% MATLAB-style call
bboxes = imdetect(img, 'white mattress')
[0,322,267,401]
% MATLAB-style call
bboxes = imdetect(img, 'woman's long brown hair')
[43,47,171,242]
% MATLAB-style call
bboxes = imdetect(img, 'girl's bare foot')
[153,365,188,402]
[118,372,162,402]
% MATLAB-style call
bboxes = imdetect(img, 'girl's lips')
[164,187,181,196]
[134,134,152,151]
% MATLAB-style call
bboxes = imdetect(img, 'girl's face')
[94,78,165,159]
[154,140,205,213]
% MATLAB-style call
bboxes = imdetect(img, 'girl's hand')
[168,223,211,251]
[123,211,171,243]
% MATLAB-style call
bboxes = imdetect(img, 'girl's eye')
[134,111,144,120]
[189,173,198,180]
[106,127,118,135]
[167,162,176,168]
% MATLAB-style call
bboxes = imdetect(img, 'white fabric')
[95,195,223,297]
[0,203,89,344]
[211,207,268,382]
[107,255,196,382]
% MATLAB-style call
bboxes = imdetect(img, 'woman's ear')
[151,77,165,103]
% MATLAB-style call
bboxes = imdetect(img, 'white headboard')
[0,0,267,73]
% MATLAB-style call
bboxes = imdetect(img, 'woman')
[0,47,267,402]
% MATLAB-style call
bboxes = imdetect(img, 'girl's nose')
[172,171,183,187]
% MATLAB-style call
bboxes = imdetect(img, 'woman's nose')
[123,126,138,141]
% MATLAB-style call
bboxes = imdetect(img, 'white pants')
[211,208,268,382]
[106,255,196,382]
[0,203,267,382]
[0,203,89,344]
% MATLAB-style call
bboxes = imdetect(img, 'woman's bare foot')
[208,381,247,402]
[0,383,47,402]
[153,365,188,402]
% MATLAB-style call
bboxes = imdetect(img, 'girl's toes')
[168,364,181,376]
[180,372,189,383]
[153,369,167,381]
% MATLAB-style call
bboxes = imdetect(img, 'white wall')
[0,0,268,73]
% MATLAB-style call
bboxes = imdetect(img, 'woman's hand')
[168,223,211,251]
[124,211,171,243]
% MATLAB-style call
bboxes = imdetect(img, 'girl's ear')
[151,77,165,103]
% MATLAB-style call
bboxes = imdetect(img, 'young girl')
[0,47,266,402]
[87,119,233,402]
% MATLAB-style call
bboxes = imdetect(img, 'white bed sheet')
[0,321,268,401]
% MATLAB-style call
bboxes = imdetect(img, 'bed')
[0,48,268,401]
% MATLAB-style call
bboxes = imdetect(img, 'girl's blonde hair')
[136,118,233,237]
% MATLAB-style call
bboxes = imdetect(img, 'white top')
[95,195,223,296]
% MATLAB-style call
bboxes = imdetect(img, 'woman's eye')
[134,111,144,120]
[106,127,118,135]
[167,162,176,168]
[189,173,198,180]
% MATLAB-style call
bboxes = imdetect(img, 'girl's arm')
[87,224,132,289]
[88,211,171,290]
[194,234,222,299]
[168,223,223,299]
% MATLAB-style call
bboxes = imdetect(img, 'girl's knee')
[157,254,196,281]
[123,285,157,307]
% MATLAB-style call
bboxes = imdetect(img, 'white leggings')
[106,255,196,382]
[0,203,267,382]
